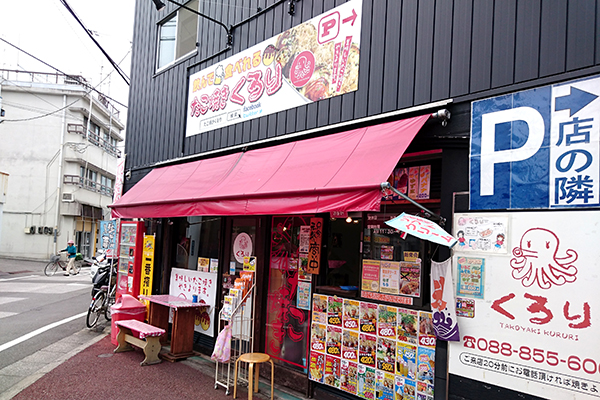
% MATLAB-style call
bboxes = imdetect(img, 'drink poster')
[396,342,417,380]
[327,325,342,357]
[357,364,376,400]
[309,352,325,382]
[376,370,395,400]
[362,259,381,292]
[328,296,343,326]
[343,299,360,330]
[418,312,436,348]
[359,333,377,367]
[416,346,435,389]
[311,323,326,353]
[378,305,397,338]
[377,337,396,373]
[399,262,421,297]
[324,355,341,388]
[394,376,405,400]
[397,309,418,344]
[456,257,485,299]
[380,261,400,294]
[360,302,378,334]
[342,329,359,361]
[340,359,358,394]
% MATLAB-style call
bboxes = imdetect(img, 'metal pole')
[380,182,446,226]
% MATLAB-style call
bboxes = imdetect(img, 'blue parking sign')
[470,75,600,210]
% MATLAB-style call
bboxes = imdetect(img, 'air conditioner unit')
[62,193,74,202]
[38,226,44,234]
[24,227,31,234]
[30,226,36,234]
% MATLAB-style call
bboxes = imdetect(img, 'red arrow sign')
[342,9,357,26]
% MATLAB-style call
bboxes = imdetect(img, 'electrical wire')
[58,0,130,86]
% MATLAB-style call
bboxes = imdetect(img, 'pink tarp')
[109,115,429,218]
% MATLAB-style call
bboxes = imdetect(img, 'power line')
[58,0,130,86]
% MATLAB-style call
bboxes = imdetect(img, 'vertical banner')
[307,217,323,274]
[99,220,118,258]
[140,235,155,313]
[430,258,460,341]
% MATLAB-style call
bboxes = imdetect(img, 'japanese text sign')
[306,218,323,274]
[470,74,600,210]
[169,268,217,337]
[385,213,457,248]
[448,211,600,399]
[186,0,362,136]
[99,220,118,258]
[140,235,155,299]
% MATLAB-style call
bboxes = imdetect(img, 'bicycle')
[44,254,82,276]
[86,281,116,328]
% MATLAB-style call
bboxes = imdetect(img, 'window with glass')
[157,0,199,70]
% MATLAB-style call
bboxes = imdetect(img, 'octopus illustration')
[510,228,578,289]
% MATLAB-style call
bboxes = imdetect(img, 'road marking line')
[0,275,37,282]
[0,312,87,353]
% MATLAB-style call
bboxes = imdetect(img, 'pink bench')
[114,319,166,366]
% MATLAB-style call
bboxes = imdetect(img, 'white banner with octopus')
[186,0,362,137]
[449,210,600,400]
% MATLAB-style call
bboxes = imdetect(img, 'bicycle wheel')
[86,291,105,328]
[104,286,117,321]
[44,262,59,276]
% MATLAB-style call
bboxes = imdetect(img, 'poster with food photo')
[416,346,435,385]
[340,359,358,394]
[357,364,376,400]
[417,312,436,348]
[378,305,397,337]
[343,299,360,330]
[342,329,359,361]
[375,370,395,400]
[376,337,396,373]
[298,253,311,281]
[362,259,381,292]
[359,302,378,334]
[310,323,326,353]
[397,308,418,344]
[394,376,405,400]
[380,245,394,260]
[399,262,421,297]
[328,296,343,326]
[416,381,434,398]
[396,342,417,380]
[402,378,416,400]
[309,352,325,382]
[326,325,342,357]
[324,355,341,388]
[380,261,400,294]
[358,333,377,367]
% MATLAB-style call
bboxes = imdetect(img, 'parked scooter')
[90,252,116,297]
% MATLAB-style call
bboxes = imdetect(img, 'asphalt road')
[0,258,96,371]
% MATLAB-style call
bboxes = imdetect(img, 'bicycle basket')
[50,254,61,262]
[75,253,84,261]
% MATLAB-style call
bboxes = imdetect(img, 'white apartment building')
[0,69,124,260]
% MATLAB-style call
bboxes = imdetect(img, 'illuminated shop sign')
[186,0,362,136]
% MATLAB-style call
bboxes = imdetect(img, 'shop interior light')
[346,216,353,223]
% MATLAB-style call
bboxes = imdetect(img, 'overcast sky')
[0,0,135,118]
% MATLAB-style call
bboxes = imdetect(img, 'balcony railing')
[63,175,114,197]
[67,124,121,158]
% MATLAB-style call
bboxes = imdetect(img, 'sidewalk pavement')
[1,321,309,400]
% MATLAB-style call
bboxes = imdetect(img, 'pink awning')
[110,115,429,218]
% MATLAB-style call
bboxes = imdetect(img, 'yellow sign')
[140,235,155,315]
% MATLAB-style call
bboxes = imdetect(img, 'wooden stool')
[233,352,274,400]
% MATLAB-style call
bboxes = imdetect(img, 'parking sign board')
[470,75,600,210]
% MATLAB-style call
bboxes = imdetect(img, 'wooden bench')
[114,319,166,366]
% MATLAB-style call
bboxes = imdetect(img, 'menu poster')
[377,337,396,373]
[343,299,360,330]
[298,254,311,281]
[297,281,311,310]
[456,257,485,299]
[403,251,419,262]
[380,261,400,295]
[417,165,431,200]
[416,346,435,386]
[311,323,326,353]
[399,261,421,297]
[341,360,358,394]
[417,380,434,398]
[357,364,376,400]
[342,329,359,361]
[375,370,395,400]
[324,355,341,388]
[453,214,508,253]
[299,225,310,253]
[418,312,436,348]
[362,259,381,292]
[397,309,418,344]
[403,378,416,400]
[210,258,219,273]
[309,352,325,382]
[328,296,343,326]
[394,376,405,400]
[378,305,397,338]
[289,257,298,271]
[326,325,342,357]
[197,257,210,272]
[312,294,327,323]
[359,301,378,334]
[396,342,417,380]
[381,245,394,260]
[359,333,377,367]
[243,256,256,271]
[408,167,420,199]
